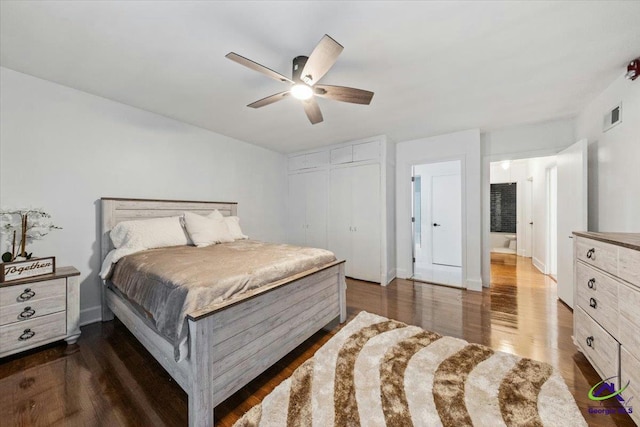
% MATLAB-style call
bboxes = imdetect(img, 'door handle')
[433,223,441,227]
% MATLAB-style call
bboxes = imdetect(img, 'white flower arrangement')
[1,208,62,262]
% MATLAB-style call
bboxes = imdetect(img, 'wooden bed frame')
[100,197,346,426]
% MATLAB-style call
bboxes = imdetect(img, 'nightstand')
[0,266,80,358]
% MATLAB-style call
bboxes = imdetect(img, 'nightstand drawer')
[0,278,66,307]
[0,312,66,354]
[575,307,620,383]
[0,295,66,326]
[618,282,640,356]
[575,262,618,337]
[576,237,618,273]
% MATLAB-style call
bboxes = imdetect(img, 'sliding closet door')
[329,167,353,276]
[351,163,381,282]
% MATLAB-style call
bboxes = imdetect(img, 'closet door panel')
[329,168,353,276]
[305,171,328,249]
[351,163,381,282]
[288,174,307,246]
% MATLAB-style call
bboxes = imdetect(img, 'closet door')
[351,163,381,282]
[288,174,307,246]
[329,167,353,275]
[305,170,328,249]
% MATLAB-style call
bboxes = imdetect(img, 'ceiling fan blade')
[300,35,344,86]
[247,91,290,108]
[314,85,374,105]
[226,52,293,84]
[302,98,323,124]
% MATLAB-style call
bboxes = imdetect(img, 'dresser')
[573,232,640,424]
[0,266,80,358]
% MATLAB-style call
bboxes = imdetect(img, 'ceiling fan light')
[291,84,313,100]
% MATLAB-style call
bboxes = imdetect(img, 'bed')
[100,197,346,426]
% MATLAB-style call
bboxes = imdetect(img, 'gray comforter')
[109,240,336,361]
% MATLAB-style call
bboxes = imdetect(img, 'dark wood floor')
[1,254,635,426]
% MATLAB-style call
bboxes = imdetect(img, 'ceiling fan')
[226,35,374,125]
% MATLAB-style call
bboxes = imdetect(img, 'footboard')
[187,261,346,426]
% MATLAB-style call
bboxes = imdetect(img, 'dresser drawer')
[576,237,618,274]
[0,295,66,326]
[0,278,66,307]
[619,244,640,289]
[0,312,66,354]
[621,348,640,424]
[618,282,640,356]
[575,307,620,383]
[575,262,618,337]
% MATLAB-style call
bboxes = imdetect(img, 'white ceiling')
[2,1,639,153]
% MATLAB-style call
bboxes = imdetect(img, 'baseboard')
[385,268,397,285]
[532,257,546,274]
[466,278,483,292]
[396,268,410,279]
[80,305,102,326]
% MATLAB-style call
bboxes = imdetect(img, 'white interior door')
[557,139,588,308]
[305,171,328,249]
[328,167,353,276]
[351,164,381,282]
[431,174,462,267]
[288,174,307,246]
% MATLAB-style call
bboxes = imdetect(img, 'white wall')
[575,73,640,232]
[0,67,288,325]
[480,118,575,285]
[396,129,482,291]
[527,156,557,273]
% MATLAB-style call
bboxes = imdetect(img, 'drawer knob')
[586,336,594,348]
[19,306,36,319]
[587,278,596,289]
[586,248,595,259]
[19,329,36,341]
[19,288,36,301]
[589,298,598,309]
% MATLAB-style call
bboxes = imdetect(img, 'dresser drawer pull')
[19,288,36,301]
[589,298,598,309]
[586,248,595,259]
[587,278,596,289]
[18,306,36,319]
[19,329,36,341]
[586,336,594,348]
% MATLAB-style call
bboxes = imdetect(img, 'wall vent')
[603,103,622,132]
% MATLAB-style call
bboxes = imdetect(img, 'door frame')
[408,156,466,287]
[481,147,565,287]
[545,163,558,278]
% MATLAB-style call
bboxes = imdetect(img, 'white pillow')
[224,216,248,240]
[110,216,189,250]
[183,211,234,247]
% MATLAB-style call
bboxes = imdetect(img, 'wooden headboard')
[100,197,238,261]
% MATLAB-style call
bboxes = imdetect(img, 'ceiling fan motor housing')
[292,56,309,84]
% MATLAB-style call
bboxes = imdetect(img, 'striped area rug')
[234,311,586,427]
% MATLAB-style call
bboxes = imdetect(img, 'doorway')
[488,156,556,282]
[412,160,462,287]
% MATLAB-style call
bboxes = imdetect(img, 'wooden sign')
[0,257,56,282]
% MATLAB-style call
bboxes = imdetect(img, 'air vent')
[603,103,622,132]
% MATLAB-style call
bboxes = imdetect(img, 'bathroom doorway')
[412,160,462,287]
